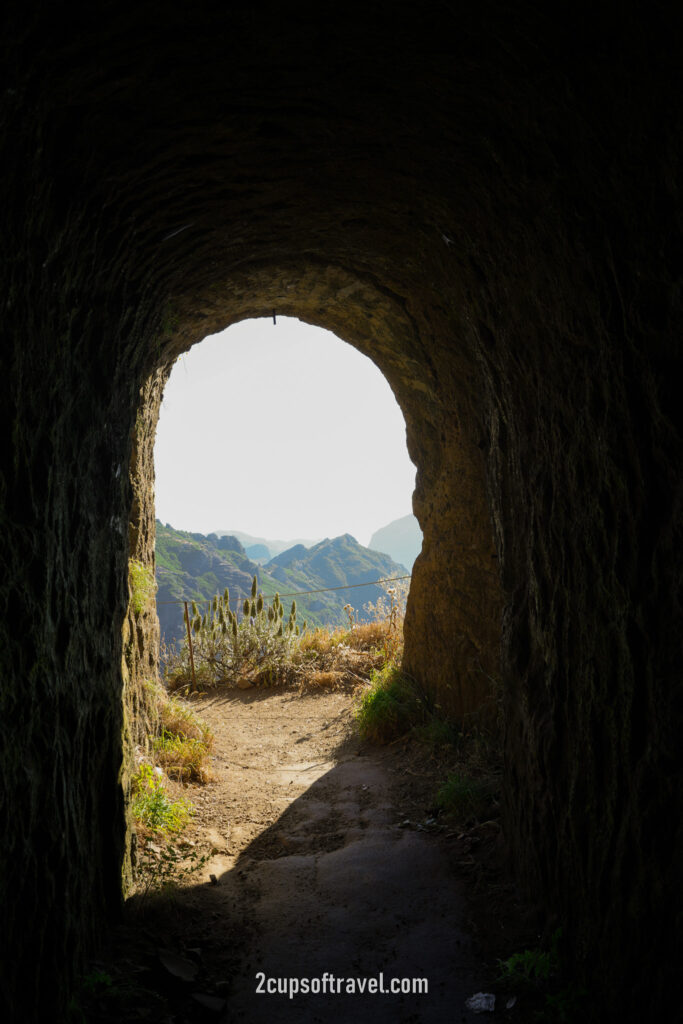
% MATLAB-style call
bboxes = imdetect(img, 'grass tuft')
[298,627,347,656]
[497,944,557,990]
[160,695,214,745]
[152,732,213,783]
[150,694,214,783]
[307,670,344,688]
[435,771,499,823]
[355,665,426,743]
[414,716,462,749]
[347,621,389,651]
[131,763,192,835]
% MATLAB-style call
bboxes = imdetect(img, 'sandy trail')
[152,686,491,1023]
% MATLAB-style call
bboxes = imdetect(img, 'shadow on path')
[110,750,491,1024]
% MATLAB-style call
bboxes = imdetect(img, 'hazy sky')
[154,317,416,546]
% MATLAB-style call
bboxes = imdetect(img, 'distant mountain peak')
[156,522,408,645]
[212,529,322,557]
[369,514,422,570]
[266,543,308,569]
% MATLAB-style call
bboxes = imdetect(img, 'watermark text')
[255,971,428,999]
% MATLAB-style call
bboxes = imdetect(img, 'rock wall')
[0,153,156,1018]
[0,2,680,1021]
[122,367,170,743]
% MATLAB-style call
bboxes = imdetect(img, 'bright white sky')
[154,317,416,547]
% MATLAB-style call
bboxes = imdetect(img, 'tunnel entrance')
[126,266,504,728]
[152,316,422,655]
[121,303,505,1017]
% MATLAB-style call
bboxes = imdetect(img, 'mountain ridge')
[212,529,322,561]
[155,522,408,646]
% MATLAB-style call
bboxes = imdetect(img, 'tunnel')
[0,2,680,1021]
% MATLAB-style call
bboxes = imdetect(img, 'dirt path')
[105,686,519,1023]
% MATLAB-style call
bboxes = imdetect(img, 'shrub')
[414,716,461,749]
[136,685,214,782]
[131,763,192,835]
[355,665,425,743]
[160,694,213,746]
[298,626,347,658]
[495,930,588,1023]
[346,621,388,651]
[497,944,557,990]
[152,731,213,783]
[362,577,408,664]
[307,670,343,688]
[165,578,301,689]
[435,771,499,822]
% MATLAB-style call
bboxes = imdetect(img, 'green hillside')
[155,523,263,647]
[155,522,409,647]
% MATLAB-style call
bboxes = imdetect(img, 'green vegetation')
[160,569,408,695]
[497,930,587,1022]
[126,682,214,900]
[498,942,557,989]
[152,732,213,783]
[414,716,461,748]
[165,577,302,689]
[131,763,191,834]
[68,969,145,1024]
[157,689,213,738]
[155,520,409,648]
[355,665,426,742]
[435,771,499,822]
[128,559,156,615]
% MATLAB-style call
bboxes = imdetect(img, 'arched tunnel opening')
[0,3,680,1022]
[140,298,499,725]
[151,314,424,650]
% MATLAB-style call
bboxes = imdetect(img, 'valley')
[156,522,410,647]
